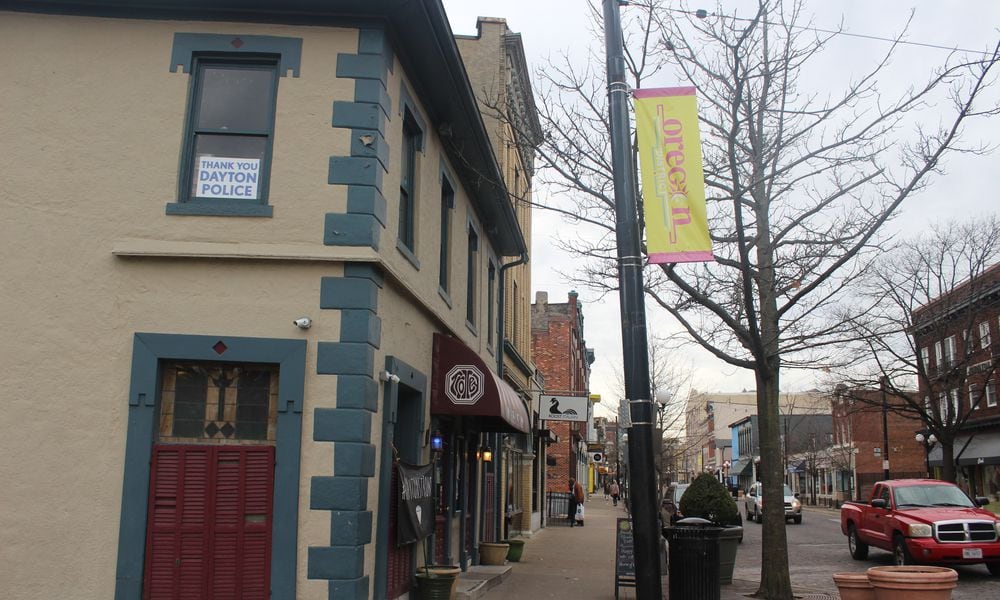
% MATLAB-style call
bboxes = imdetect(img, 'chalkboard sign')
[614,518,636,599]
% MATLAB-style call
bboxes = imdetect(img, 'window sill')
[166,200,273,217]
[465,320,478,337]
[396,239,421,270]
[438,287,453,308]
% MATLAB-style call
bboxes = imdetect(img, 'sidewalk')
[454,496,763,600]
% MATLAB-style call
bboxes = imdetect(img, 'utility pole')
[602,1,662,598]
[881,377,890,481]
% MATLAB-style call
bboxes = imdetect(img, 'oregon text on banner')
[633,87,713,264]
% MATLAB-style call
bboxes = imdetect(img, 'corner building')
[0,1,536,598]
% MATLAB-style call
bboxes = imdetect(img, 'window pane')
[190,134,267,200]
[196,65,275,132]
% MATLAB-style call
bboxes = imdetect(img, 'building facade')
[914,263,1000,502]
[828,387,926,504]
[531,291,596,497]
[1,2,535,599]
[681,389,828,484]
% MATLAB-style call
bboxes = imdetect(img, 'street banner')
[541,395,590,422]
[634,87,713,264]
[395,462,434,546]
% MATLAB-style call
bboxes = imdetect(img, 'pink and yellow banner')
[634,87,713,264]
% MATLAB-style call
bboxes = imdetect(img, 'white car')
[745,482,802,524]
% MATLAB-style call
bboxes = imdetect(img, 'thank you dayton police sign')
[396,462,434,546]
[542,395,590,423]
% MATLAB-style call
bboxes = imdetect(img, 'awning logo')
[445,365,484,405]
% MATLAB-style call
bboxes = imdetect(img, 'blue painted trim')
[373,356,427,600]
[336,375,379,412]
[334,443,377,478]
[357,28,393,73]
[339,309,381,348]
[438,286,453,309]
[170,33,303,77]
[165,199,274,217]
[344,263,385,288]
[114,333,305,600]
[319,277,379,310]
[328,577,370,600]
[348,129,389,170]
[346,186,388,226]
[308,546,365,579]
[311,476,368,510]
[323,213,380,249]
[336,53,388,86]
[396,237,421,270]
[354,79,391,118]
[313,408,373,443]
[328,156,384,187]
[316,342,374,376]
[332,102,385,132]
[398,84,426,151]
[329,510,373,545]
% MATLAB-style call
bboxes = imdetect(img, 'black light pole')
[602,1,662,598]
[881,377,890,480]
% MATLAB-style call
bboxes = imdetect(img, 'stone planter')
[866,566,957,600]
[833,572,876,600]
[717,526,742,585]
[504,539,526,562]
[478,542,509,565]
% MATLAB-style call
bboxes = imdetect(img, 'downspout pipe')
[496,252,529,540]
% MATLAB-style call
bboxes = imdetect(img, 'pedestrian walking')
[568,477,586,527]
[604,481,610,499]
[610,480,620,506]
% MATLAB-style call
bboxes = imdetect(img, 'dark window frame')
[466,220,479,332]
[166,33,300,218]
[438,168,455,297]
[487,260,497,351]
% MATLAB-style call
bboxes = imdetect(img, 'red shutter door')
[144,445,274,600]
[386,465,414,599]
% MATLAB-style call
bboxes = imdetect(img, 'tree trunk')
[939,440,957,484]
[755,366,793,600]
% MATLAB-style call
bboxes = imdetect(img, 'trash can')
[663,517,723,600]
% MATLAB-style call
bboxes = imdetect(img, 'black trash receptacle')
[663,517,723,600]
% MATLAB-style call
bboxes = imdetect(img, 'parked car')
[840,479,1000,574]
[745,482,802,524]
[660,483,690,525]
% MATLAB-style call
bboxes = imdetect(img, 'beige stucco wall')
[1,9,508,600]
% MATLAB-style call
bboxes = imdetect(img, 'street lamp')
[915,433,937,478]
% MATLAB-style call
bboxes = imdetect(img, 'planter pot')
[866,566,957,600]
[479,542,510,565]
[717,526,742,585]
[504,539,526,562]
[415,570,458,600]
[833,572,876,600]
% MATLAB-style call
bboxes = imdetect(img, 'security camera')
[379,370,400,383]
[293,317,312,329]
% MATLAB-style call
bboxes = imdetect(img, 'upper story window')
[988,381,998,408]
[399,112,421,253]
[466,223,479,328]
[980,321,991,349]
[487,261,497,349]
[920,347,930,373]
[939,336,956,369]
[438,176,454,294]
[166,33,301,217]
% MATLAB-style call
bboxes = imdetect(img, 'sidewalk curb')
[455,565,512,600]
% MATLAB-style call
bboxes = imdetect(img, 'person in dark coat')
[568,477,585,527]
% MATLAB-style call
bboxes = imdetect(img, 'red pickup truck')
[840,479,1000,575]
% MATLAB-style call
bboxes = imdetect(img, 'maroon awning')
[430,333,530,433]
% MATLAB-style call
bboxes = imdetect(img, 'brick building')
[531,291,596,494]
[831,388,926,503]
[913,262,1000,501]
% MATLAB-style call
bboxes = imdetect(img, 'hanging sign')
[633,87,713,264]
[395,462,434,546]
[541,395,590,422]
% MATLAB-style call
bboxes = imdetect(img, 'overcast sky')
[440,0,1000,419]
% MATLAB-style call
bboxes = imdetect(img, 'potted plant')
[678,473,744,584]
[415,565,459,600]
[865,566,957,600]
[503,538,526,562]
[478,541,510,565]
[832,572,876,600]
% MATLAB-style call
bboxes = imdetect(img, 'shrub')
[678,473,740,526]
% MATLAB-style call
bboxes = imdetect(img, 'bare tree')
[524,1,1000,596]
[842,217,1000,484]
